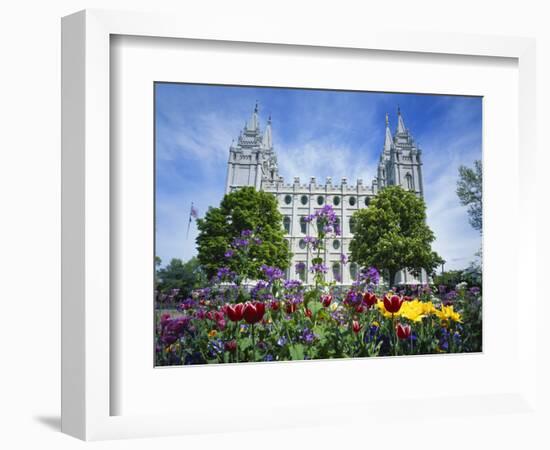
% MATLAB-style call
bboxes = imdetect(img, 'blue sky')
[155,83,482,272]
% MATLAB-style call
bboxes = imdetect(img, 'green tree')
[156,256,205,298]
[196,187,291,279]
[456,160,482,233]
[349,185,443,286]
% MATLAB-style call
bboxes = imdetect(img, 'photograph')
[154,83,483,365]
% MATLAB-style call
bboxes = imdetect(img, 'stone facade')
[225,104,427,285]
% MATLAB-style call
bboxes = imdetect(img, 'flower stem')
[235,321,239,363]
[251,323,256,362]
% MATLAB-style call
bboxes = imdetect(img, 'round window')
[333,195,340,206]
[301,195,308,205]
[365,197,371,206]
[349,196,356,206]
[284,195,292,205]
[333,239,340,250]
[317,195,324,206]
[299,239,306,249]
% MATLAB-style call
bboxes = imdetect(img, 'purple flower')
[260,264,284,282]
[277,336,288,347]
[232,238,249,248]
[216,266,235,281]
[310,263,328,274]
[295,261,306,271]
[345,290,361,305]
[469,286,481,296]
[438,284,447,294]
[303,235,319,246]
[301,328,315,344]
[224,249,235,258]
[340,254,348,265]
[283,279,302,289]
[177,298,196,311]
[240,229,253,237]
[253,237,262,245]
[360,267,380,285]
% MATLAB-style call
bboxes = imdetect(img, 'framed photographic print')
[62,9,538,441]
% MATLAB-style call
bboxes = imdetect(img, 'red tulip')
[355,305,365,313]
[270,300,280,311]
[286,302,297,314]
[352,320,361,334]
[363,292,377,308]
[243,301,266,324]
[304,307,312,318]
[224,340,237,352]
[396,323,412,340]
[321,294,332,307]
[383,295,404,314]
[226,303,244,322]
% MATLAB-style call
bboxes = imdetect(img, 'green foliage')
[433,267,482,290]
[349,185,443,286]
[456,160,482,232]
[196,187,291,279]
[156,257,205,298]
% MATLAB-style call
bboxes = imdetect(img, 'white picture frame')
[61,9,538,441]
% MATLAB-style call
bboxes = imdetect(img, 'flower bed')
[155,205,482,365]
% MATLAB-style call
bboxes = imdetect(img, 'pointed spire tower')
[246,101,260,132]
[238,102,263,148]
[396,106,407,134]
[383,112,393,154]
[262,114,273,149]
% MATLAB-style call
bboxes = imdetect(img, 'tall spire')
[384,112,392,152]
[246,101,260,131]
[263,114,273,148]
[396,106,406,134]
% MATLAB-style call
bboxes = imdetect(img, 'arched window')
[317,195,324,206]
[299,239,306,249]
[283,216,291,233]
[333,239,340,250]
[301,195,308,205]
[284,195,292,205]
[350,263,358,281]
[333,195,340,206]
[332,263,341,282]
[405,173,414,191]
[300,217,307,234]
[349,196,356,206]
[295,261,306,282]
[365,197,371,206]
[349,217,356,234]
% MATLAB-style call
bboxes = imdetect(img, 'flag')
[187,203,199,239]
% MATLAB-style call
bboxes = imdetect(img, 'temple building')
[225,104,426,285]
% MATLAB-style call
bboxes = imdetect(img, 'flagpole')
[186,202,193,239]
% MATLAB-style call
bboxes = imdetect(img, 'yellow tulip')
[435,305,462,324]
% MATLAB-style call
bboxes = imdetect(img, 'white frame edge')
[61,9,537,441]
